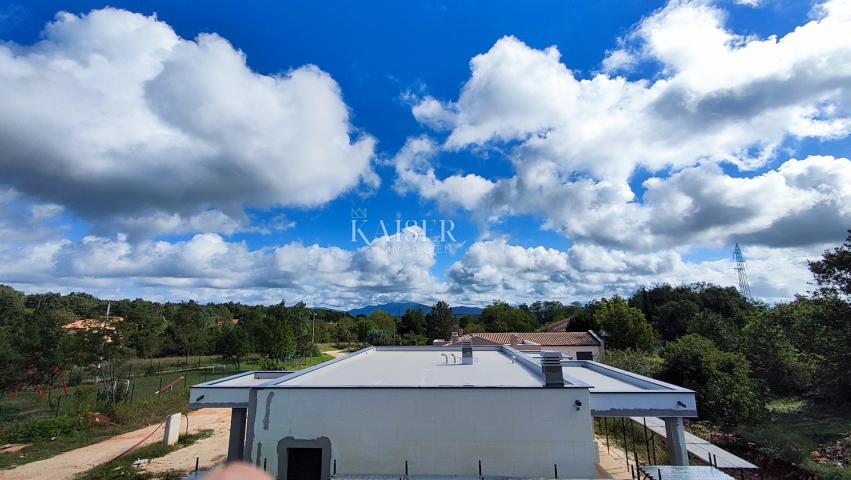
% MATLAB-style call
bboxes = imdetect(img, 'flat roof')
[563,365,666,392]
[275,348,546,387]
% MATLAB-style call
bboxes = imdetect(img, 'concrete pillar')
[663,417,688,466]
[163,413,182,446]
[227,407,248,463]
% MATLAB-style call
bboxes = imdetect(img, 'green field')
[0,353,333,470]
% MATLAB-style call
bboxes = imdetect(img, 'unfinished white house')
[190,344,696,479]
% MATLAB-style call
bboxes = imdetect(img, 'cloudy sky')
[1,0,849,308]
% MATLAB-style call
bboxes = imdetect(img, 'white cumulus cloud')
[0,8,376,236]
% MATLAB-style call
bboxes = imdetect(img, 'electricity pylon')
[733,243,752,300]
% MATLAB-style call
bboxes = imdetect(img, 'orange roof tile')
[452,331,601,347]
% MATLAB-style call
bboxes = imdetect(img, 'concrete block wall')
[246,387,599,479]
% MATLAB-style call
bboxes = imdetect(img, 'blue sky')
[0,0,850,308]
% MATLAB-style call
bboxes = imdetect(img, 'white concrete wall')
[545,345,602,361]
[248,387,599,479]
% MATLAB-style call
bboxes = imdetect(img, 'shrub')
[8,414,85,442]
[660,334,765,426]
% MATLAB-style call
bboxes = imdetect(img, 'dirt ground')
[1,408,231,480]
[143,409,231,474]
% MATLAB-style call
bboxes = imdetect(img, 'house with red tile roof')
[440,331,605,361]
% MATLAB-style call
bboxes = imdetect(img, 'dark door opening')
[576,351,594,360]
[286,448,323,480]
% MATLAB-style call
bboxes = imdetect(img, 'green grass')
[736,397,851,480]
[0,353,334,470]
[80,429,213,480]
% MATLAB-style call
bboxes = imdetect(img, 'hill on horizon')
[347,302,482,317]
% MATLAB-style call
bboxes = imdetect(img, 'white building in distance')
[190,344,696,479]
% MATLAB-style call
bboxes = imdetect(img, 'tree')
[479,301,536,332]
[660,335,764,426]
[686,311,741,352]
[655,299,698,341]
[400,308,426,336]
[172,302,210,361]
[602,349,663,378]
[593,297,657,351]
[804,233,851,401]
[809,230,851,299]
[17,309,71,387]
[336,317,356,349]
[216,325,250,371]
[123,302,166,359]
[262,303,297,359]
[369,311,396,343]
[742,313,816,395]
[426,301,455,341]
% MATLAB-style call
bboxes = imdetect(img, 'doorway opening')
[286,448,322,480]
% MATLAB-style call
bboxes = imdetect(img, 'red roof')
[62,317,122,332]
[451,331,601,347]
[546,318,571,332]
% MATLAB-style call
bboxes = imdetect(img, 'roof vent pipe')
[461,339,473,365]
[541,351,564,387]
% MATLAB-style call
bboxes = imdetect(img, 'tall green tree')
[593,297,657,351]
[216,324,250,371]
[809,230,851,299]
[172,302,210,362]
[400,308,426,336]
[426,301,455,341]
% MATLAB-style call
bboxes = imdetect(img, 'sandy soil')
[143,409,231,474]
[324,350,347,358]
[1,408,231,480]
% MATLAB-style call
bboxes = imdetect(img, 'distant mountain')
[347,302,482,317]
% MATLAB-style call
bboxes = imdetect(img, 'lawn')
[736,397,851,480]
[0,353,334,470]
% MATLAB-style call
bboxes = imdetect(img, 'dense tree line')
[1,232,849,429]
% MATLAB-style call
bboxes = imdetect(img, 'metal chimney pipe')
[541,351,564,387]
[461,339,473,365]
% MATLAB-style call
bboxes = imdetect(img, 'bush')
[400,333,428,346]
[660,334,765,426]
[8,414,85,442]
[366,329,391,346]
[256,356,286,370]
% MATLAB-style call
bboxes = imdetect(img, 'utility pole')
[311,311,316,344]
